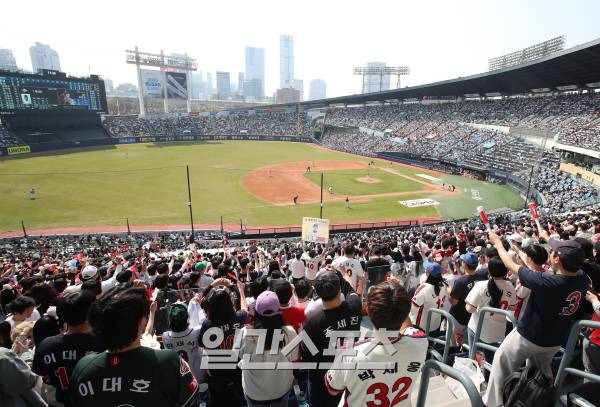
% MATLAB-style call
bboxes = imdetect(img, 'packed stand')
[1,204,600,406]
[0,123,25,147]
[103,112,313,138]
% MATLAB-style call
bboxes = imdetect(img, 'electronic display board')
[0,71,107,114]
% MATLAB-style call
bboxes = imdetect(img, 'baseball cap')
[80,265,98,280]
[459,252,478,269]
[194,261,208,272]
[507,233,523,245]
[423,260,442,277]
[168,303,188,326]
[548,238,585,272]
[255,291,281,316]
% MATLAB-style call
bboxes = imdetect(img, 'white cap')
[507,233,523,244]
[81,265,98,280]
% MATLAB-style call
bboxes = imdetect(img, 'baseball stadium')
[2,4,600,406]
[0,140,524,236]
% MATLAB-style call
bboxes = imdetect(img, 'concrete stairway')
[410,374,475,407]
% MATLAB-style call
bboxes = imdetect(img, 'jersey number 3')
[561,291,582,316]
[366,377,412,407]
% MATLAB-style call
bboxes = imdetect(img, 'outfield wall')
[0,134,315,157]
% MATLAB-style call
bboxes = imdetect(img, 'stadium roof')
[262,37,600,109]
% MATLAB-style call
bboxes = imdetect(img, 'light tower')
[126,47,197,116]
[353,66,410,93]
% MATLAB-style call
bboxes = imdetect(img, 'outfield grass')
[0,141,524,233]
[304,168,424,196]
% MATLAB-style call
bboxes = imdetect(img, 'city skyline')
[1,0,599,99]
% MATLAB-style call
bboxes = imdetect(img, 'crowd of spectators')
[103,112,313,138]
[1,205,600,406]
[323,92,600,152]
[0,124,25,147]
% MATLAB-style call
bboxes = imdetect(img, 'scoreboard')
[0,71,107,114]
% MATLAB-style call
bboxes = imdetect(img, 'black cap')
[548,238,585,272]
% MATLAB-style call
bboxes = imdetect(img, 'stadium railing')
[554,320,600,390]
[425,308,457,364]
[465,307,517,372]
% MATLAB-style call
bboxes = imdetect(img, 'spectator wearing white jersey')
[162,303,204,384]
[325,280,428,407]
[465,257,517,349]
[331,245,365,295]
[409,261,447,331]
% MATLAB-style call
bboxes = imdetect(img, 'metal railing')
[425,308,457,364]
[416,359,484,407]
[554,320,600,390]
[466,307,517,371]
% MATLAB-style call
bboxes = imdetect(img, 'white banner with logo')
[398,199,439,207]
[140,69,163,97]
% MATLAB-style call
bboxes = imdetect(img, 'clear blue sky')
[1,0,599,98]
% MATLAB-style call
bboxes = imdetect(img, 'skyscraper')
[29,42,61,72]
[279,35,294,89]
[0,48,18,71]
[206,72,214,98]
[364,62,390,93]
[216,71,231,99]
[237,72,244,95]
[190,72,203,99]
[309,79,327,100]
[103,78,114,95]
[245,47,265,99]
[293,79,303,101]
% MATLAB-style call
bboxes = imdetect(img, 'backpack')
[502,365,555,407]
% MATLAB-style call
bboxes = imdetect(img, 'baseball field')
[0,141,524,236]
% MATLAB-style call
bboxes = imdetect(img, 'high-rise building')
[206,72,214,97]
[0,48,18,71]
[216,71,231,99]
[191,72,203,99]
[279,35,294,89]
[245,47,265,99]
[103,78,114,95]
[293,79,304,101]
[364,61,390,93]
[237,72,244,95]
[29,42,61,72]
[275,87,300,104]
[309,79,327,100]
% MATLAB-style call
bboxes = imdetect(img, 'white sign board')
[398,199,439,207]
[302,217,330,243]
[140,69,163,97]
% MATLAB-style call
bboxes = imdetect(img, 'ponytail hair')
[487,257,508,308]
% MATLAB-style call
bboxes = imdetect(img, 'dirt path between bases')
[241,160,461,206]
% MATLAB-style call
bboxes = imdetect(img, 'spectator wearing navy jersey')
[448,253,486,345]
[32,292,105,407]
[483,232,591,407]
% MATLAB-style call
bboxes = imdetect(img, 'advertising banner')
[166,72,188,99]
[301,217,330,243]
[140,69,163,97]
[7,145,31,155]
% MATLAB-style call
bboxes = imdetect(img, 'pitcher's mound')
[356,176,381,184]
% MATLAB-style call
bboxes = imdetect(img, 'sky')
[1,0,600,98]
